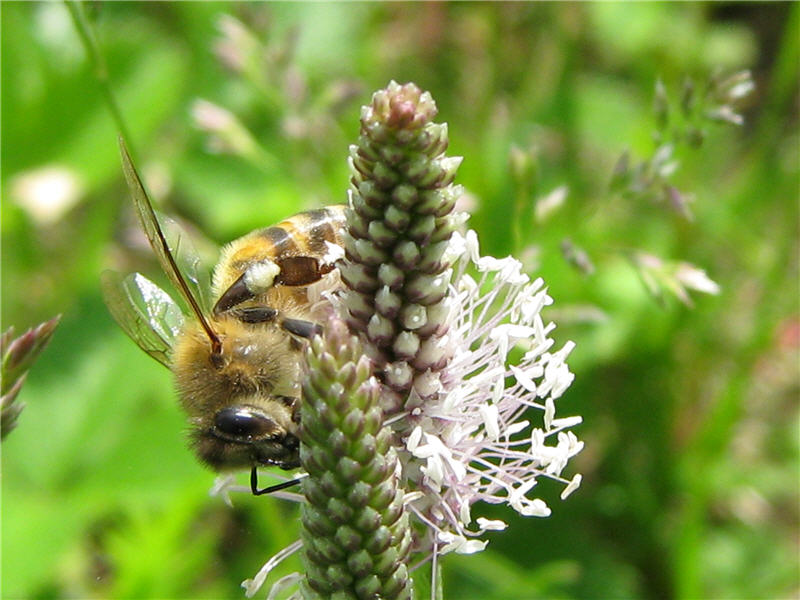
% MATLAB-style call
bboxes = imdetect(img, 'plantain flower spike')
[340,80,463,417]
[246,82,581,599]
[1,316,61,440]
[335,81,581,569]
[300,317,413,600]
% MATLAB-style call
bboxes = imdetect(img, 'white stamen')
[476,517,508,531]
[242,540,303,598]
[561,474,582,499]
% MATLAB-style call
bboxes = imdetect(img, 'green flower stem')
[65,0,136,158]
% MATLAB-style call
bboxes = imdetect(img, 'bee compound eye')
[214,407,278,440]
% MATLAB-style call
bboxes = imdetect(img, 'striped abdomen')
[213,205,346,297]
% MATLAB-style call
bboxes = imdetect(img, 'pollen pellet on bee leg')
[244,260,281,293]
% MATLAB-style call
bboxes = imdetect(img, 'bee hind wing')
[101,270,185,368]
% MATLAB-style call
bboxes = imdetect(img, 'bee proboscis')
[103,139,345,495]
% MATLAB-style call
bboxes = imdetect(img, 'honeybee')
[102,140,345,495]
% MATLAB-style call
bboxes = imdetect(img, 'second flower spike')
[340,81,464,414]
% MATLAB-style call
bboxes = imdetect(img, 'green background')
[2,3,797,599]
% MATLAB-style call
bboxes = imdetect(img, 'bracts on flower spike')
[340,81,464,417]
[299,317,413,600]
[248,81,582,600]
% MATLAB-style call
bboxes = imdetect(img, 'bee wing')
[156,213,213,312]
[119,139,212,314]
[101,271,185,367]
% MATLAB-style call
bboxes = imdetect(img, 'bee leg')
[214,258,285,314]
[232,307,278,323]
[214,256,334,316]
[250,467,302,496]
[281,318,322,339]
[274,256,334,286]
[213,273,256,314]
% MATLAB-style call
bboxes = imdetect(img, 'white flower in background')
[11,165,83,225]
[633,251,721,306]
[191,98,275,168]
[675,261,721,296]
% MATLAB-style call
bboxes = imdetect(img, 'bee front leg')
[250,467,302,496]
[232,307,278,323]
[273,256,333,286]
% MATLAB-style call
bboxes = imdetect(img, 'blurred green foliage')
[2,3,797,599]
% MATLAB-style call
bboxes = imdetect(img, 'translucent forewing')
[101,271,185,367]
[157,213,213,313]
[118,138,221,355]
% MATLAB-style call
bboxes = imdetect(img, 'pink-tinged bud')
[1,315,61,440]
[339,81,462,413]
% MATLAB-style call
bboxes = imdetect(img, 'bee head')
[191,399,300,471]
[172,317,306,471]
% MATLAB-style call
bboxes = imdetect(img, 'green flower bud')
[300,318,412,600]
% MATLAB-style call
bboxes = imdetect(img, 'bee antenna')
[118,137,222,358]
